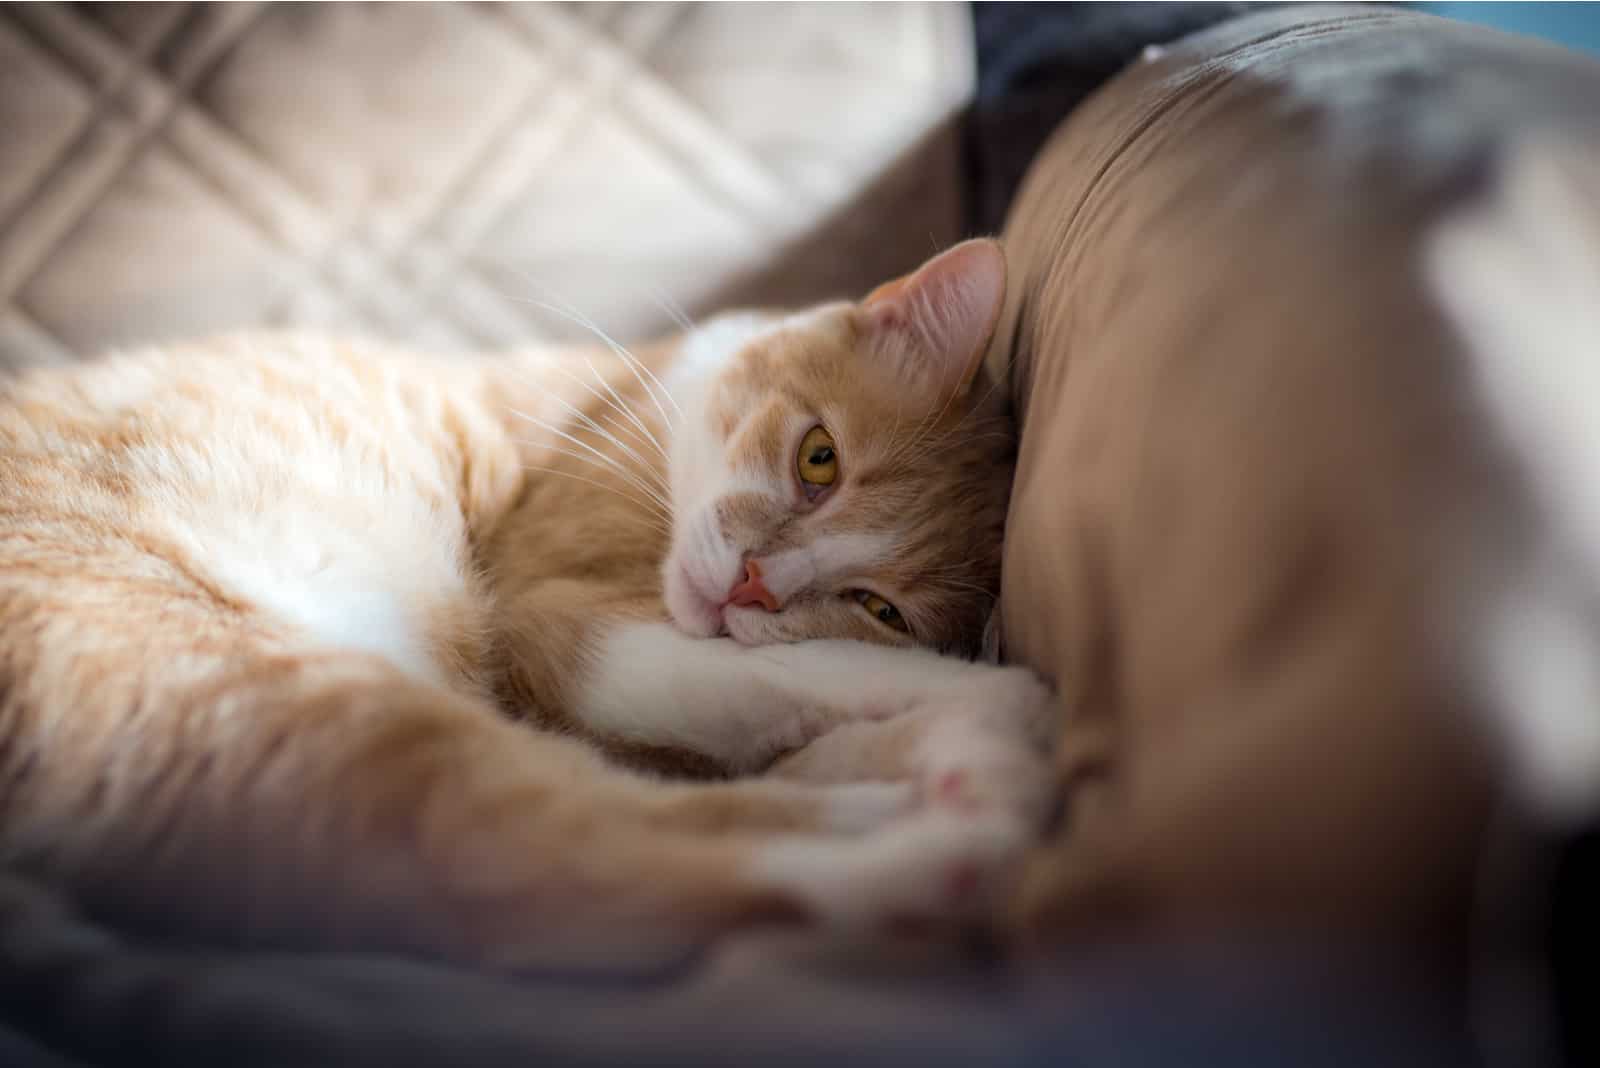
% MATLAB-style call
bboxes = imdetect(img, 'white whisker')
[509,411,673,516]
[519,466,672,535]
[643,285,695,333]
[519,444,673,521]
[516,289,684,429]
[575,343,674,457]
[930,577,998,601]
[534,442,673,518]
[903,382,968,462]
[884,353,1017,468]
[893,429,1015,469]
[533,385,669,494]
[883,405,945,468]
[494,274,680,441]
[539,359,669,462]
[926,366,1013,451]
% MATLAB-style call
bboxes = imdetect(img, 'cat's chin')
[668,600,724,640]
[721,607,778,647]
[663,562,727,639]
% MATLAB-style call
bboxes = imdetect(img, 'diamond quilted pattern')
[0,21,93,224]
[21,149,296,354]
[478,102,766,344]
[196,5,536,225]
[76,2,186,50]
[0,2,972,369]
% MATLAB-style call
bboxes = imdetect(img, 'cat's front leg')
[574,621,1053,774]
[576,617,1062,783]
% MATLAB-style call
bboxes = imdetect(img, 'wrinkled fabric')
[994,3,1599,1060]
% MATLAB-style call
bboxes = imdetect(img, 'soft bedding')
[6,4,1517,1066]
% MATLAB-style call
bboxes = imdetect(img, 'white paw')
[909,667,1059,829]
[815,781,915,833]
[751,810,1028,931]
[942,666,1059,749]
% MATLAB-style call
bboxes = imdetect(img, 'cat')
[0,238,1058,972]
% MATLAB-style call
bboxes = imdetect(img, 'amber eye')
[853,590,909,633]
[797,425,838,489]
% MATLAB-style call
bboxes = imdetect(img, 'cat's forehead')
[709,317,1008,515]
[717,309,929,439]
[718,306,863,395]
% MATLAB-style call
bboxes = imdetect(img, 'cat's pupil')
[809,447,833,465]
[877,605,896,622]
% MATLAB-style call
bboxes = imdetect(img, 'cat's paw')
[814,780,916,833]
[908,667,1060,830]
[750,809,1028,931]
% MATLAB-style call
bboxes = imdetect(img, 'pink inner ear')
[867,298,909,334]
[864,239,1006,399]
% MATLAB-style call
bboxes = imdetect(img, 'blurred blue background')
[1433,2,1600,54]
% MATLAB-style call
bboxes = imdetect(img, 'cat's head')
[662,239,1013,657]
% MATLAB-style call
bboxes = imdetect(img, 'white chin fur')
[661,506,742,638]
[721,605,769,646]
[661,557,723,638]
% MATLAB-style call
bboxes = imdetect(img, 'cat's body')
[0,241,1057,970]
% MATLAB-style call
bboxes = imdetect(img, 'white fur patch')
[578,622,803,768]
[122,342,476,689]
[666,313,775,395]
[664,317,760,517]
[1427,135,1600,823]
[188,507,448,686]
[577,621,1040,772]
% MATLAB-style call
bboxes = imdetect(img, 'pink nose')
[726,558,780,612]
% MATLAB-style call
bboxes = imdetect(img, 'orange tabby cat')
[0,240,1056,970]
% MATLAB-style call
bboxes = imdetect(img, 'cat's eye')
[853,589,909,633]
[796,425,838,492]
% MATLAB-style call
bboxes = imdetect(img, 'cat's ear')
[860,238,1007,400]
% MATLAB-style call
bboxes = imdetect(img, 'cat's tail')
[1427,134,1600,827]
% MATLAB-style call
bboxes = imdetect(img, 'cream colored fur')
[0,240,1057,970]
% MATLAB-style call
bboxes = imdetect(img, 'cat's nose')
[726,558,780,612]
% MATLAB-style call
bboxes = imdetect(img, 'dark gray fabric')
[965,2,1272,233]
[0,870,1477,1068]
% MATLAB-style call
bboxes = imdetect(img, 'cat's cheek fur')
[661,504,743,637]
[662,556,724,638]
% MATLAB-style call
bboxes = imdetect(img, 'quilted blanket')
[0,2,970,370]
